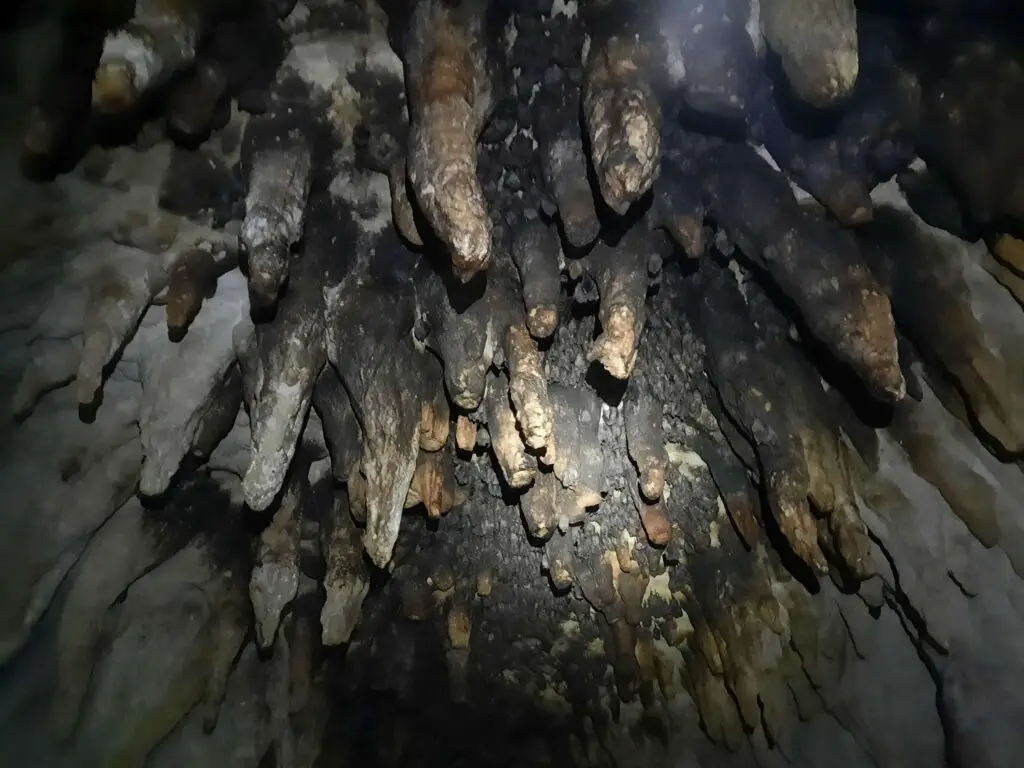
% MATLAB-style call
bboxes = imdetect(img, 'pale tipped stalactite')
[581,20,661,215]
[510,216,562,339]
[415,267,498,411]
[503,321,554,453]
[586,227,651,380]
[12,4,1024,763]
[320,493,370,646]
[485,370,536,490]
[240,222,329,513]
[520,469,561,541]
[623,386,667,502]
[327,285,428,569]
[543,526,576,591]
[402,0,501,280]
[240,143,313,312]
[702,141,906,404]
[533,69,601,248]
[766,455,831,577]
[759,0,859,108]
[251,467,304,650]
[92,0,210,114]
[636,497,672,547]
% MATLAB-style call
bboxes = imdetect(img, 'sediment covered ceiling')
[2,0,1024,766]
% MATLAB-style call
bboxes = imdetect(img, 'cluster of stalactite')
[11,0,1024,764]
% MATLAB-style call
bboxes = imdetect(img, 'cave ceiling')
[2,0,1024,766]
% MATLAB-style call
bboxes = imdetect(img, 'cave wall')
[1,2,1024,767]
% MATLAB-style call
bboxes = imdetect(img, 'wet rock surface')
[2,1,1024,767]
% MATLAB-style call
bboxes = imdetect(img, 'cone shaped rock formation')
[3,0,1024,766]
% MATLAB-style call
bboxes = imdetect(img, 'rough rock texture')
[3,2,1024,768]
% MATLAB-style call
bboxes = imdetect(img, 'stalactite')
[92,0,210,114]
[759,0,859,107]
[8,1,1024,766]
[401,0,505,280]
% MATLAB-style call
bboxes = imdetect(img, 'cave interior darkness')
[2,1,1024,767]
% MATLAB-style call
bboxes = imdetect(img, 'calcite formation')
[4,0,1024,766]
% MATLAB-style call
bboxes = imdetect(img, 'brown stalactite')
[9,2,1024,766]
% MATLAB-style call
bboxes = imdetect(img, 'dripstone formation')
[4,0,1024,766]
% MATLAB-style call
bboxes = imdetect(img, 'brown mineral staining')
[583,36,661,214]
[664,213,705,260]
[767,471,829,574]
[992,234,1024,274]
[455,415,478,453]
[826,504,876,580]
[418,388,450,452]
[842,286,906,402]
[504,323,554,452]
[166,248,220,335]
[92,62,137,113]
[486,373,536,489]
[93,0,207,114]
[637,499,672,547]
[587,232,649,380]
[406,0,495,279]
[446,603,472,649]
[404,450,463,519]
